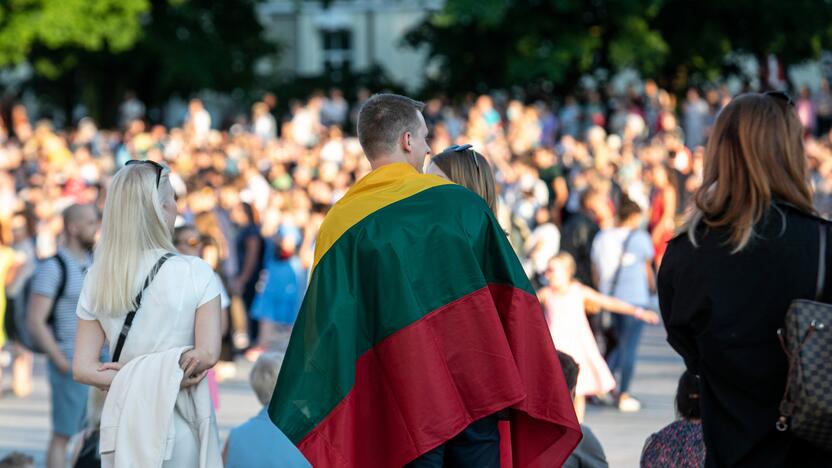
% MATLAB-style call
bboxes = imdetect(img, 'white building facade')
[258,0,443,92]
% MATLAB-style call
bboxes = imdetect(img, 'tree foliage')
[407,0,832,95]
[2,0,270,125]
[0,0,149,76]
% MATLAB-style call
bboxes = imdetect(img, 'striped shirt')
[30,248,91,360]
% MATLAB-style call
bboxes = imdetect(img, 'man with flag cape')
[269,94,581,467]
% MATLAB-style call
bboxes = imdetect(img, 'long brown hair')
[685,93,814,252]
[431,148,497,213]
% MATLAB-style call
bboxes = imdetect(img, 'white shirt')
[77,251,221,363]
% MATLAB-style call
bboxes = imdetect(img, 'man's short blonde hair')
[250,351,285,406]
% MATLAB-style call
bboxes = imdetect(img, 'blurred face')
[69,206,100,251]
[10,215,28,243]
[175,228,202,256]
[545,258,572,290]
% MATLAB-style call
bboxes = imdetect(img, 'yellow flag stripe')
[313,163,451,269]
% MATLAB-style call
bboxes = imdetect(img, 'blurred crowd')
[2,78,832,394]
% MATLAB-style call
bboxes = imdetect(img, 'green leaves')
[0,0,149,67]
[409,0,832,93]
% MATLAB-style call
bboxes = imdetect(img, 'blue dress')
[250,240,306,325]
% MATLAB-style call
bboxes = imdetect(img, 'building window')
[322,29,352,78]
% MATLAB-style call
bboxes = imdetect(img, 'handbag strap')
[610,230,636,296]
[815,223,827,301]
[111,253,174,363]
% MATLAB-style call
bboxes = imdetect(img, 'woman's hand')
[180,369,209,389]
[179,349,206,376]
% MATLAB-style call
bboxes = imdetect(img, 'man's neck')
[369,154,415,172]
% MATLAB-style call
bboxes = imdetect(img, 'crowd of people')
[1,76,832,466]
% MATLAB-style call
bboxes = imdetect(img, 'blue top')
[226,407,311,468]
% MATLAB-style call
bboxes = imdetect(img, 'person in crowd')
[540,252,659,420]
[0,220,22,395]
[229,202,265,350]
[3,213,36,397]
[73,160,222,466]
[683,88,708,149]
[647,163,678,266]
[524,206,561,284]
[251,102,277,144]
[559,351,609,468]
[26,204,98,468]
[659,92,832,466]
[249,227,306,350]
[174,225,232,404]
[184,98,212,144]
[641,371,705,467]
[223,351,310,467]
[592,195,656,412]
[562,188,607,287]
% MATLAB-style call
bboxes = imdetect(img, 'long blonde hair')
[685,93,814,252]
[85,163,176,316]
[431,147,497,213]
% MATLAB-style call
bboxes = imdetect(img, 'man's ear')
[400,131,412,153]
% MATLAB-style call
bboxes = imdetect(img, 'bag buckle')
[776,416,789,432]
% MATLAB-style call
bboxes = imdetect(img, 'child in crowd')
[540,252,659,420]
[223,352,310,467]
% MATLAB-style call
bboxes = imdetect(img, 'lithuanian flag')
[269,162,581,467]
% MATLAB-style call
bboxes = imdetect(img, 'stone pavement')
[0,325,683,467]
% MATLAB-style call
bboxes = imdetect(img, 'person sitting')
[640,371,705,467]
[223,352,310,467]
[560,351,609,468]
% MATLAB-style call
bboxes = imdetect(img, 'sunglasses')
[442,144,480,171]
[763,90,795,108]
[125,159,164,187]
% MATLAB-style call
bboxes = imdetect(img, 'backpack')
[9,254,68,353]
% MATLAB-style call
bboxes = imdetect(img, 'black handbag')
[73,253,173,467]
[776,223,832,450]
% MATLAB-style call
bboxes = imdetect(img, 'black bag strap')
[610,230,636,296]
[815,223,828,301]
[46,254,68,326]
[111,253,174,363]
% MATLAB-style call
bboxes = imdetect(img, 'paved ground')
[0,325,682,467]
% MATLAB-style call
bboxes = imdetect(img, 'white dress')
[77,249,222,467]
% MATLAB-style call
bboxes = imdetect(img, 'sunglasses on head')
[125,159,164,187]
[763,90,795,108]
[442,144,480,171]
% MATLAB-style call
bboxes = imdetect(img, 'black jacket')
[658,202,832,467]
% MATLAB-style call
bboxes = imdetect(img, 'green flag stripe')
[269,184,533,443]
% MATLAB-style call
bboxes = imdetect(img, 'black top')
[561,212,600,286]
[658,202,832,467]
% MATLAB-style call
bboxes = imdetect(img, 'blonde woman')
[73,160,222,467]
[659,93,830,466]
